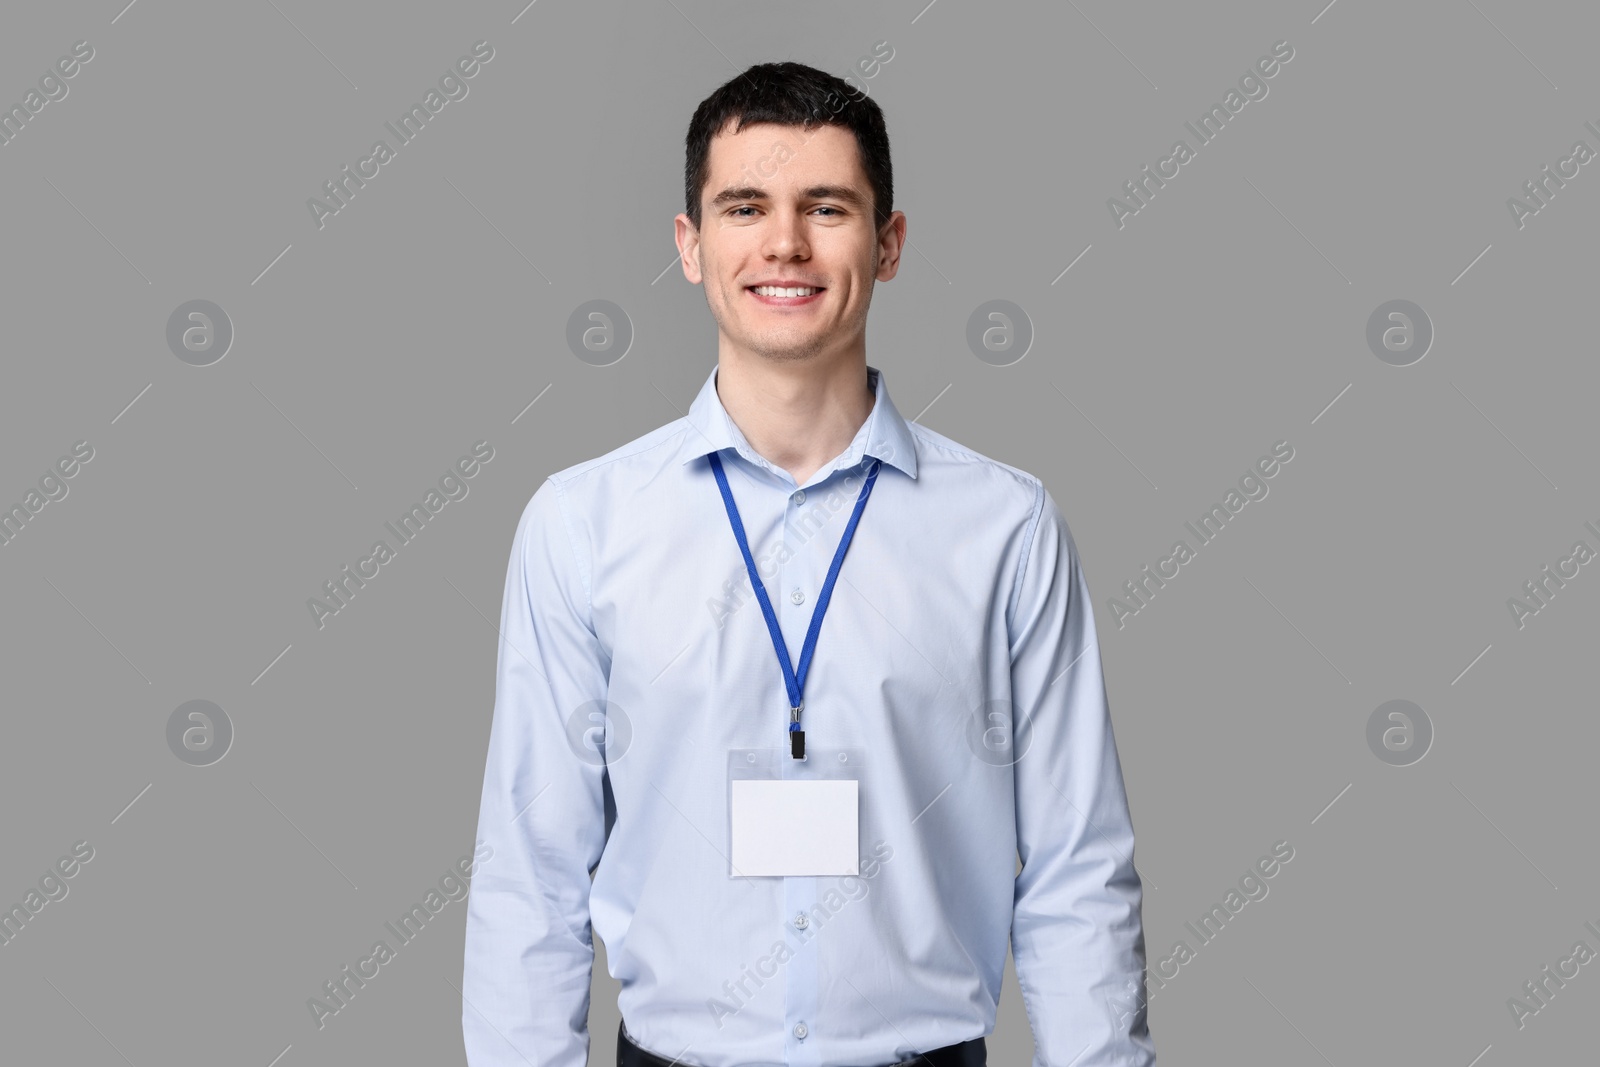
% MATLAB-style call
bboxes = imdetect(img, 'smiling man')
[462,61,1155,1067]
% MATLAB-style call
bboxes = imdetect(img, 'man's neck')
[715,353,876,487]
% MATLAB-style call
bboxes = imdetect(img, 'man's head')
[675,61,906,369]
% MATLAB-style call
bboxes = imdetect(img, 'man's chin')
[721,328,829,364]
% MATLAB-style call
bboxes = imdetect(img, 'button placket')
[786,484,807,608]
[784,876,821,1061]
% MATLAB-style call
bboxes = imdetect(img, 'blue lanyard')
[708,451,882,759]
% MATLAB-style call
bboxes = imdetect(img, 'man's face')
[676,120,906,366]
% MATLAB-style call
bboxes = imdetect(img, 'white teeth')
[751,286,819,297]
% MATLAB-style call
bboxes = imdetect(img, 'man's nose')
[763,209,809,259]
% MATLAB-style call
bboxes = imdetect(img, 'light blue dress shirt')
[462,364,1154,1067]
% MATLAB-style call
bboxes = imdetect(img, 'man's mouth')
[747,285,825,305]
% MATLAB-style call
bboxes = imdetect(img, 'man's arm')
[463,477,611,1067]
[1007,483,1155,1067]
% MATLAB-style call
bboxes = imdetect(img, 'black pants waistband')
[618,1020,986,1067]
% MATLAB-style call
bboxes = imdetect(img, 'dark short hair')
[684,61,893,234]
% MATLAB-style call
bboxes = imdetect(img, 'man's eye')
[727,206,841,218]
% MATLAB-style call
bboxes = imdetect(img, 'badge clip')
[789,703,805,760]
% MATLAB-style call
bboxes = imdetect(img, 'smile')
[747,285,825,306]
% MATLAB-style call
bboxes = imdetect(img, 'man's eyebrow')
[708,185,869,208]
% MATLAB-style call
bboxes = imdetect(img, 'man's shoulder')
[907,424,1081,575]
[905,421,1047,513]
[508,415,688,536]
[545,416,691,488]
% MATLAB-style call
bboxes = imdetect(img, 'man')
[463,61,1155,1067]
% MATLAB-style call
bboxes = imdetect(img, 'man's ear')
[674,213,704,284]
[875,210,907,282]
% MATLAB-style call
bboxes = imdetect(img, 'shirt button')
[792,489,806,505]
[790,588,805,605]
[794,1022,808,1040]
[793,912,809,929]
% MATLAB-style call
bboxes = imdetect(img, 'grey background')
[1,1,1595,1064]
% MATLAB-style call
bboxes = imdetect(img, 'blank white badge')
[730,779,859,877]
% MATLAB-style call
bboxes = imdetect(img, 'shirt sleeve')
[462,476,611,1067]
[1006,483,1156,1067]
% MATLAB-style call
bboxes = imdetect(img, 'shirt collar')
[677,363,919,481]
